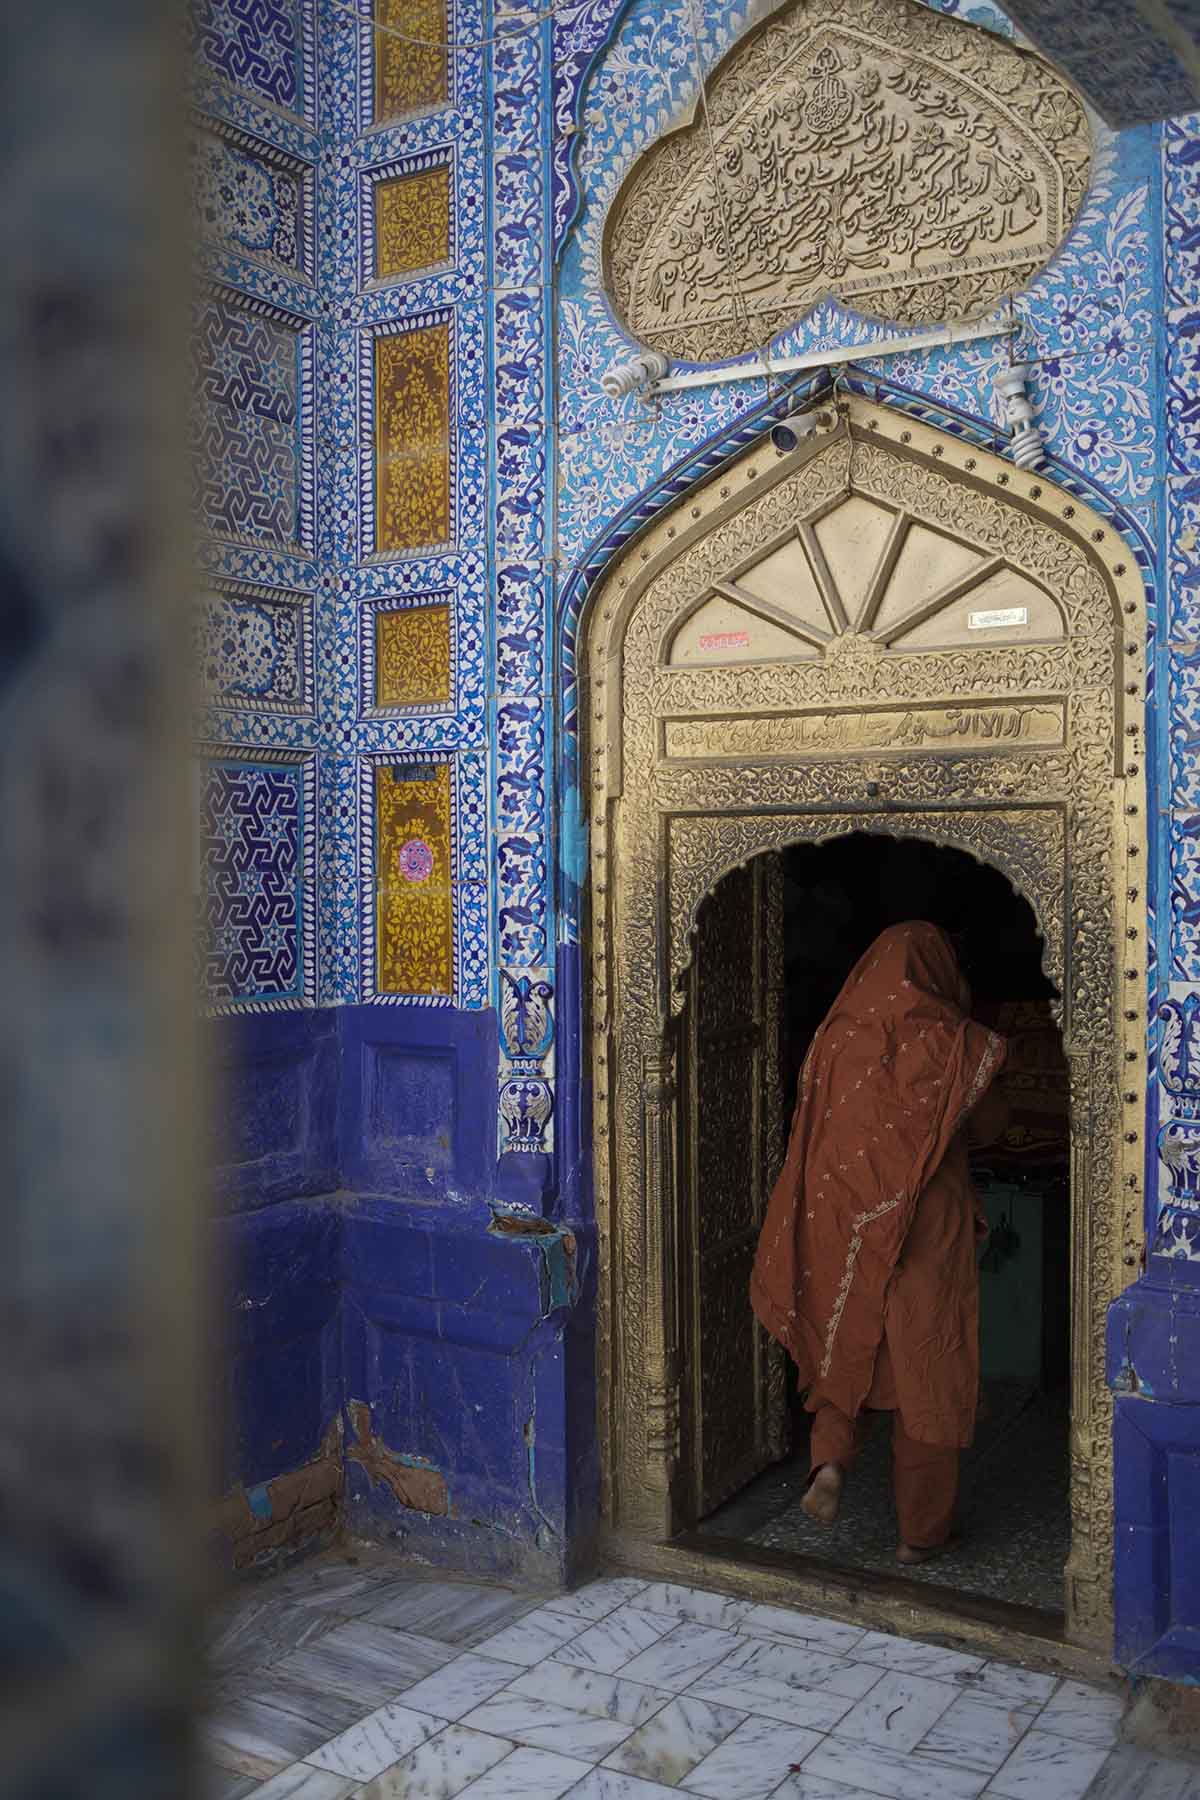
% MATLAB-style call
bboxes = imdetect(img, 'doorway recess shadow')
[696,1377,1069,1617]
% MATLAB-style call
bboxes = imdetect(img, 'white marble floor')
[204,1555,1199,1800]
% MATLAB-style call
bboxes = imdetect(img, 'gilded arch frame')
[583,394,1149,1649]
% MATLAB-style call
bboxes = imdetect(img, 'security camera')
[770,409,819,454]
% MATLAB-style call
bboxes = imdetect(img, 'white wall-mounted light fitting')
[993,361,1045,470]
[601,350,670,399]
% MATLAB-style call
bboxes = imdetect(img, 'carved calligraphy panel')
[605,0,1091,359]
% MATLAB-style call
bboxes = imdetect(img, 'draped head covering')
[750,920,1006,1434]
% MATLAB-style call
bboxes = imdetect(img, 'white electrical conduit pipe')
[640,317,1014,395]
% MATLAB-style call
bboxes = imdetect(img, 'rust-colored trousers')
[807,1342,960,1549]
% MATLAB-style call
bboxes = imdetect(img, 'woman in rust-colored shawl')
[750,921,1007,1563]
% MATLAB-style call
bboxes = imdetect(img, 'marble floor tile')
[507,1661,669,1728]
[457,1693,637,1761]
[680,1714,823,1800]
[1086,1744,1200,1800]
[285,1568,413,1616]
[208,1596,345,1679]
[207,1743,282,1788]
[551,1606,675,1676]
[246,1766,358,1800]
[616,1621,745,1691]
[985,1727,1110,1799]
[688,1639,880,1734]
[773,1776,884,1800]
[454,1746,593,1799]
[850,1631,986,1683]
[834,1668,958,1755]
[199,1761,259,1800]
[299,1579,423,1622]
[472,1604,588,1667]
[914,1692,1038,1776]
[709,1634,885,1699]
[801,1733,988,1800]
[559,1769,688,1799]
[601,1693,745,1787]
[1036,1679,1125,1748]
[735,1604,866,1657]
[271,1620,452,1709]
[634,1583,751,1631]
[683,1669,857,1735]
[956,1664,1060,1710]
[352,1724,514,1799]
[206,1696,331,1779]
[544,1578,651,1623]
[394,1653,520,1723]
[306,1700,443,1780]
[363,1582,536,1647]
[237,1673,369,1740]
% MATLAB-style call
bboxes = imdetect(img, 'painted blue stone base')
[214,1196,342,1500]
[1108,1267,1200,1675]
[207,1010,338,1215]
[340,1195,590,1582]
[211,1005,595,1582]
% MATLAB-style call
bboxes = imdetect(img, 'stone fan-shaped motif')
[667,488,1064,668]
[604,0,1091,362]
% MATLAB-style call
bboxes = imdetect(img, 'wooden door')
[682,855,789,1518]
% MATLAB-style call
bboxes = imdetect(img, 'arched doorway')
[582,393,1148,1650]
[688,833,1071,1619]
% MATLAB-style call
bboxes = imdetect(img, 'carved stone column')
[627,1035,681,1537]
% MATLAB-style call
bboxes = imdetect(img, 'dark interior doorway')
[696,832,1071,1618]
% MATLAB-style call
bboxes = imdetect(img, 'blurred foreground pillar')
[0,3,202,1796]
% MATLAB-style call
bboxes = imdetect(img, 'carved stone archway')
[583,395,1148,1650]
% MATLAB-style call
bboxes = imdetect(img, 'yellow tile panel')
[376,165,451,280]
[375,762,453,996]
[374,0,448,121]
[375,602,452,709]
[375,322,450,553]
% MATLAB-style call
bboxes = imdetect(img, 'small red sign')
[698,630,750,651]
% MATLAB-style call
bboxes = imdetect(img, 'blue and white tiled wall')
[551,2,1200,1271]
[187,0,1200,1241]
[186,0,1200,1597]
[192,0,322,1014]
[1154,114,1200,1260]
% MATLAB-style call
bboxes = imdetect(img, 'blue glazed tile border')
[1165,117,1200,990]
[192,109,317,285]
[198,573,316,716]
[357,748,460,1008]
[356,305,459,563]
[356,748,489,1007]
[354,0,464,136]
[358,587,458,720]
[358,144,458,292]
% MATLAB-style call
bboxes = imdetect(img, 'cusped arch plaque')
[604,0,1091,361]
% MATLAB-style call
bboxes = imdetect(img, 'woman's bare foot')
[801,1463,844,1525]
[895,1536,959,1566]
